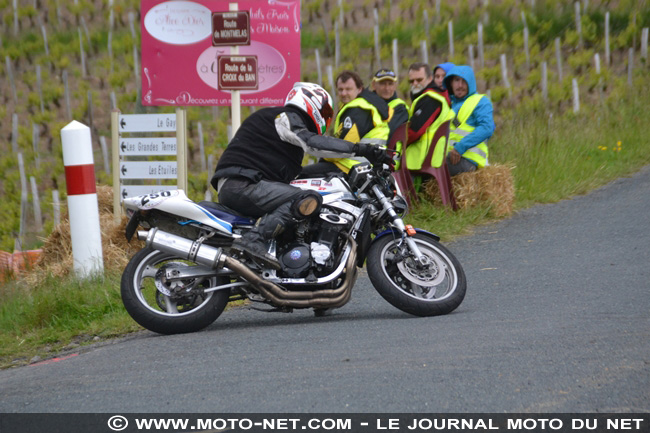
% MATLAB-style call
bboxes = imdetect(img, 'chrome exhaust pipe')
[138,228,357,309]
[137,228,225,269]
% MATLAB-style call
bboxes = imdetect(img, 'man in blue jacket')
[443,65,495,176]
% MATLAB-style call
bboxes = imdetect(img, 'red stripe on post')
[65,164,97,195]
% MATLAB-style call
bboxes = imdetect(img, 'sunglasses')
[408,77,426,84]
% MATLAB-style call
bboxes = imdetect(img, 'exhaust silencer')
[137,228,225,269]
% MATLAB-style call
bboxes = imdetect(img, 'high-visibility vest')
[325,97,391,173]
[388,98,408,115]
[387,98,409,164]
[405,90,454,170]
[449,94,489,168]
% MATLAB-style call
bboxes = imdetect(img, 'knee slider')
[291,192,322,218]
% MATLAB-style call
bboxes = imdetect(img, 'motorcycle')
[120,162,466,334]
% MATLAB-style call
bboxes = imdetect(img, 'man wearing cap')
[301,70,391,177]
[371,68,409,137]
[403,62,454,172]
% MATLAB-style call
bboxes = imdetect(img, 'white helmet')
[284,82,334,135]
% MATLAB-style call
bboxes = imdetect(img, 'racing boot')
[230,227,281,270]
[230,202,295,270]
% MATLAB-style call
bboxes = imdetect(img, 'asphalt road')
[1,167,648,413]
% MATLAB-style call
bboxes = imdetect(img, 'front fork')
[371,185,431,267]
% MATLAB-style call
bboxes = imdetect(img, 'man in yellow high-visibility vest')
[301,70,391,177]
[370,68,409,138]
[403,62,454,171]
[442,65,496,176]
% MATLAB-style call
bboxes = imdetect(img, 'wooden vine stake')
[628,48,634,86]
[555,38,563,82]
[100,136,111,174]
[541,61,548,102]
[30,177,43,233]
[315,49,322,86]
[392,39,399,77]
[521,12,530,73]
[41,25,49,56]
[63,70,72,120]
[327,65,336,109]
[32,123,41,169]
[572,78,580,113]
[605,12,611,67]
[16,153,28,252]
[13,0,18,36]
[468,45,475,71]
[79,28,87,78]
[374,24,381,68]
[478,23,485,69]
[500,54,512,97]
[36,65,44,113]
[594,53,603,100]
[448,21,454,58]
[334,22,340,69]
[421,40,428,65]
[575,2,583,50]
[52,190,61,228]
[6,56,17,105]
[12,114,19,153]
[197,122,207,172]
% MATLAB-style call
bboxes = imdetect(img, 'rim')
[131,250,216,317]
[379,238,458,302]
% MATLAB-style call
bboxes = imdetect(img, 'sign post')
[211,3,252,136]
[111,109,187,223]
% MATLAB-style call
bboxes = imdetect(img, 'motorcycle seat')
[197,201,256,226]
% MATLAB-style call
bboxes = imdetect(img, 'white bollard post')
[61,121,104,278]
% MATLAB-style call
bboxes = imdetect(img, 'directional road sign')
[212,11,250,46]
[218,55,258,90]
[119,161,178,179]
[118,114,176,133]
[118,138,177,156]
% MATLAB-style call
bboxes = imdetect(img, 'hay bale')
[28,185,144,283]
[423,163,515,216]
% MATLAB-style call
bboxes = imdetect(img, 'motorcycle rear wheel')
[366,232,466,317]
[121,247,230,334]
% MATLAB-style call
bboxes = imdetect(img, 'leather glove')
[354,143,393,167]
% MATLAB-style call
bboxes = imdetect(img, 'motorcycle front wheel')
[366,232,466,317]
[121,247,230,334]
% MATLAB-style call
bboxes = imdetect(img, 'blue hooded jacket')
[443,65,495,161]
[434,62,455,76]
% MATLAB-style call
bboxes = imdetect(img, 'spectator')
[433,62,455,89]
[443,65,495,176]
[370,68,409,137]
[301,70,390,177]
[403,62,454,172]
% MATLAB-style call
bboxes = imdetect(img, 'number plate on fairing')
[135,190,181,210]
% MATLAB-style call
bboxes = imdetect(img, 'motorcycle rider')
[211,82,392,270]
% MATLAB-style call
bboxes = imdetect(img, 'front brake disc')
[396,253,446,287]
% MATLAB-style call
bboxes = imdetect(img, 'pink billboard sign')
[141,0,301,106]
